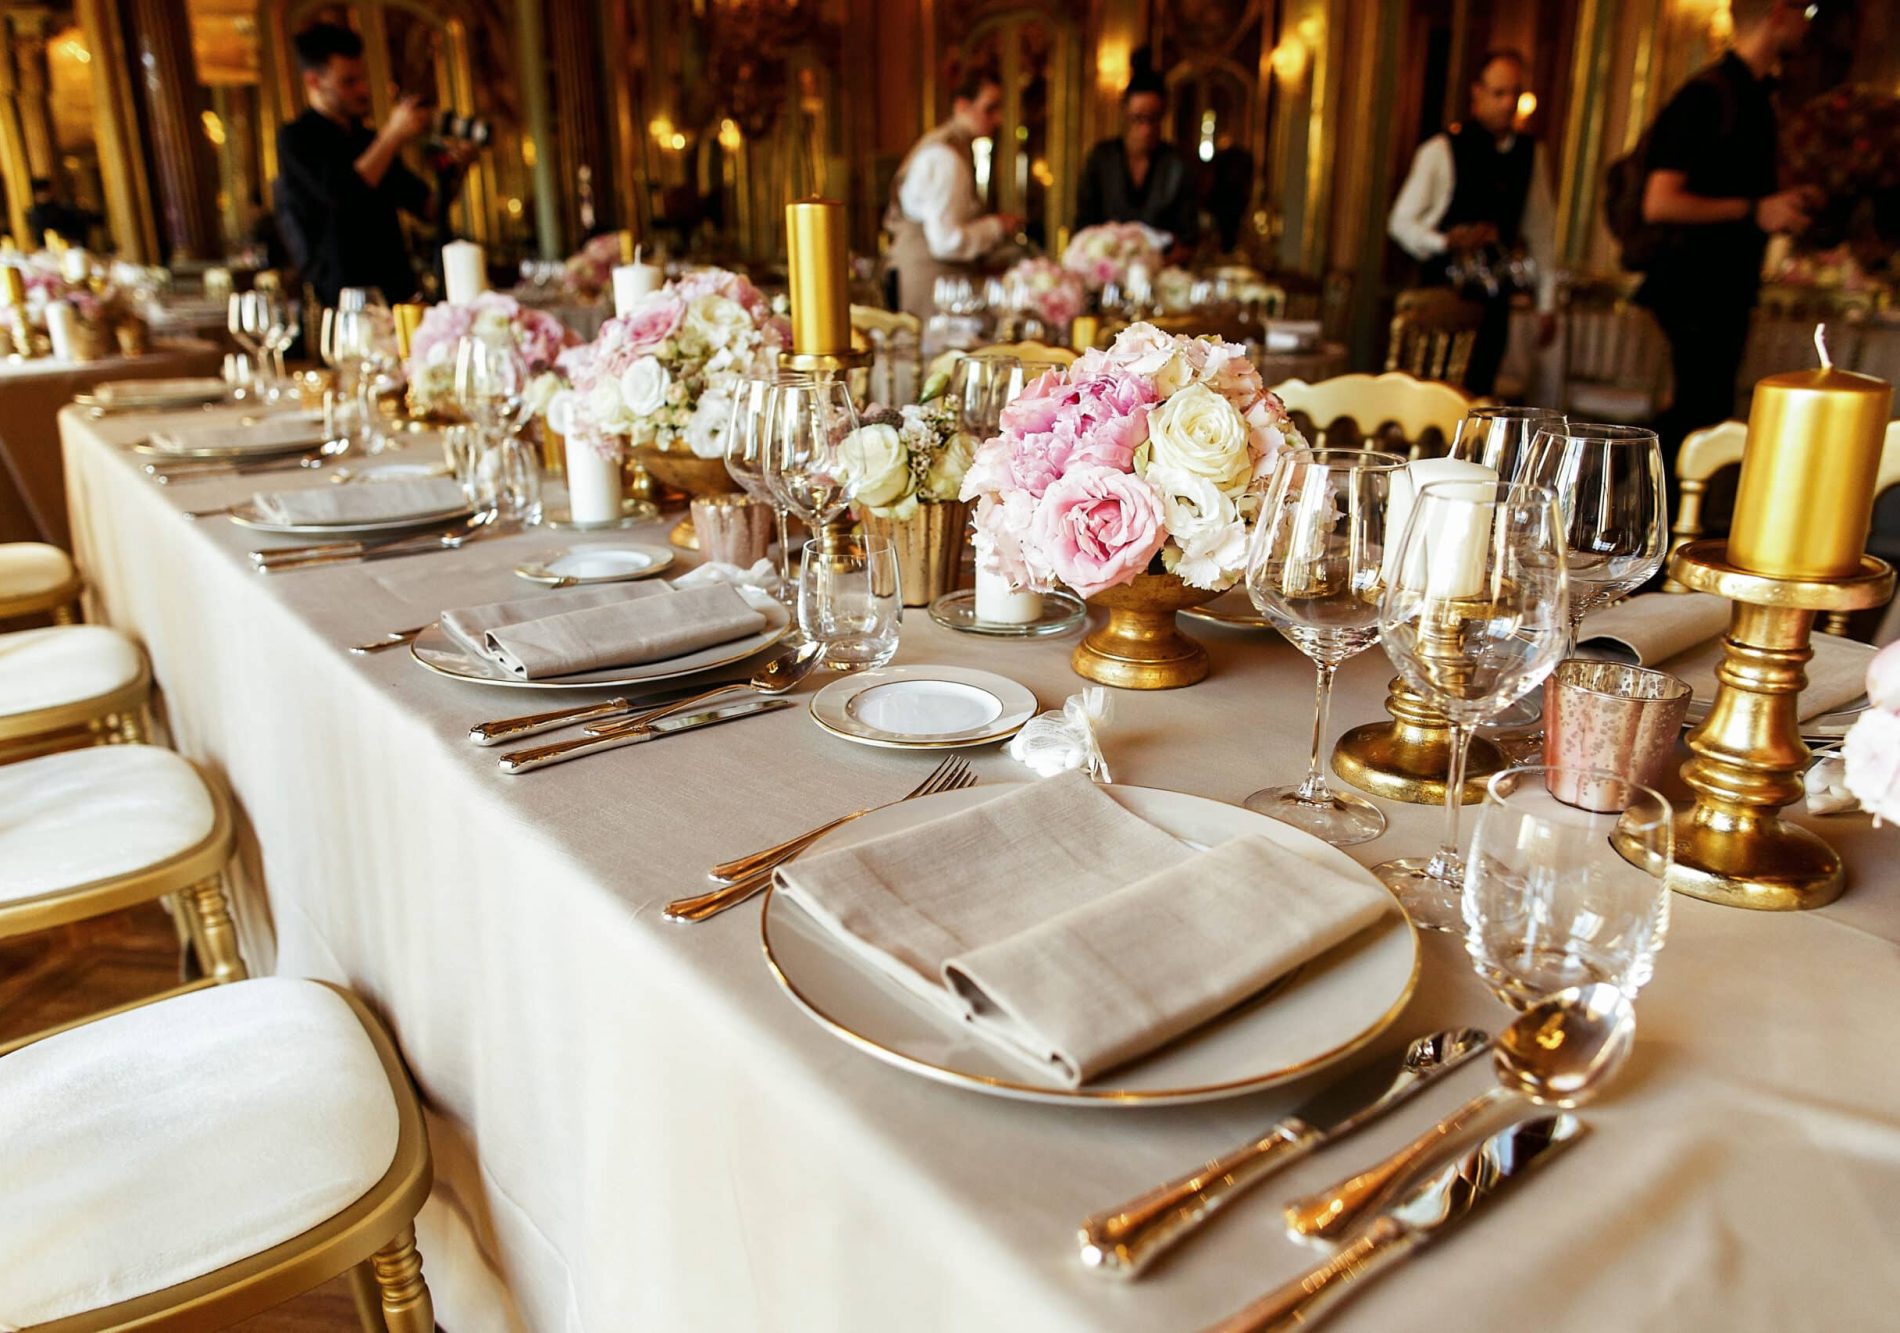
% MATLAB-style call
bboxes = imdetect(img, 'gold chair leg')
[51,602,77,625]
[182,876,247,984]
[349,1261,391,1332]
[370,1225,434,1333]
[112,708,147,744]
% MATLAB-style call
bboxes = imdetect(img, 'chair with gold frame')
[1385,287,1485,388]
[925,340,1079,387]
[1665,417,1900,635]
[1271,371,1476,460]
[0,543,82,625]
[852,305,923,407]
[1,979,435,1332]
[0,745,245,1055]
[0,626,152,761]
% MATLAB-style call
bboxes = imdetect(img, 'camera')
[430,109,491,148]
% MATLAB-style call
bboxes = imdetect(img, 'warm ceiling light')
[1271,36,1308,85]
[1516,91,1538,122]
[200,110,225,146]
[717,118,742,151]
[60,38,90,63]
[648,115,675,142]
[670,132,687,151]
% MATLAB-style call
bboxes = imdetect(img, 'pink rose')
[1031,465,1167,598]
[614,290,685,357]
[999,369,1065,435]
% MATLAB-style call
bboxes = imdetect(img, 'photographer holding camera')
[275,21,478,307]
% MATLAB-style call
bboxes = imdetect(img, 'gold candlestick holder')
[1332,677,1506,805]
[1662,538,1893,910]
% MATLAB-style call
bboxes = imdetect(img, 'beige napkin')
[252,477,467,527]
[775,773,1393,1087]
[1580,593,1872,721]
[482,583,767,678]
[440,584,668,657]
[150,416,327,455]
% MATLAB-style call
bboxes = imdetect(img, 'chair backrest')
[924,340,1078,386]
[1149,308,1263,346]
[1384,288,1485,387]
[1272,371,1473,458]
[850,305,921,340]
[1563,292,1667,391]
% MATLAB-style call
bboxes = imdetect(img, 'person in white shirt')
[1387,49,1558,394]
[883,69,1021,320]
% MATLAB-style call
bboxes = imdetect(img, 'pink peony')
[1049,367,1156,472]
[999,369,1065,435]
[615,290,686,357]
[1031,465,1167,598]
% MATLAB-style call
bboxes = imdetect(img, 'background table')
[0,339,222,546]
[59,404,1900,1332]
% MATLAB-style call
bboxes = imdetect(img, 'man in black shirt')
[274,22,469,307]
[1640,0,1815,460]
[1074,60,1198,255]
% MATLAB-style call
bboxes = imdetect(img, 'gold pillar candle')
[617,229,637,264]
[0,265,23,305]
[1728,363,1891,579]
[392,303,425,361]
[785,198,851,357]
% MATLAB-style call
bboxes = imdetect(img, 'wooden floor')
[2,903,364,1330]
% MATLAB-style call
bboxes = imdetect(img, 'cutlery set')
[251,511,508,572]
[146,440,349,485]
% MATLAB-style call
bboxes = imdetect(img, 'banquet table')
[58,403,1900,1333]
[0,339,222,547]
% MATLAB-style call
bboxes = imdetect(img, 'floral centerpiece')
[960,321,1300,686]
[1061,222,1168,292]
[1841,641,1900,822]
[404,290,575,418]
[839,398,975,605]
[562,234,624,301]
[3,254,140,358]
[1782,85,1900,269]
[1000,256,1086,330]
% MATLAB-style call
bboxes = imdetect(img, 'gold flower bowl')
[631,446,743,549]
[1073,571,1223,690]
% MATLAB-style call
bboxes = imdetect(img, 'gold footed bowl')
[632,446,741,549]
[857,501,970,608]
[1073,572,1222,690]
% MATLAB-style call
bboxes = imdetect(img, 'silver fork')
[663,756,978,924]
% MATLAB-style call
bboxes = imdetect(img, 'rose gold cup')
[689,495,774,567]
[1542,660,1693,810]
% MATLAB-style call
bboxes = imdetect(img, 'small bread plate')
[809,665,1037,750]
[78,376,230,412]
[408,599,790,690]
[761,782,1419,1106]
[226,500,475,538]
[927,588,1086,638]
[514,544,675,586]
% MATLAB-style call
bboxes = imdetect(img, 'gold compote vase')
[856,500,970,607]
[632,443,743,549]
[1073,570,1222,690]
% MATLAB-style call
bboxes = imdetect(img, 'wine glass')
[1375,480,1571,930]
[725,373,799,599]
[330,308,400,453]
[1449,405,1566,478]
[1525,423,1667,627]
[1243,447,1406,845]
[946,354,1023,442]
[226,293,262,396]
[761,376,861,535]
[1464,765,1672,1009]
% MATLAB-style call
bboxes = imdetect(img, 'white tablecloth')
[59,404,1900,1331]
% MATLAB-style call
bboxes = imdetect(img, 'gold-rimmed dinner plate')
[761,783,1419,1107]
[130,411,329,460]
[514,544,675,585]
[77,376,230,411]
[809,665,1037,750]
[1180,587,1275,630]
[406,601,791,690]
[227,500,475,538]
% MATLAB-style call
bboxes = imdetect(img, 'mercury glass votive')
[689,495,775,568]
[1542,660,1692,810]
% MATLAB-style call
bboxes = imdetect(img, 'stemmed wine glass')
[1449,405,1566,477]
[761,376,861,537]
[1525,423,1667,628]
[725,373,799,599]
[227,292,263,396]
[1243,447,1406,845]
[946,354,1023,441]
[327,307,400,453]
[454,334,540,522]
[1375,480,1571,930]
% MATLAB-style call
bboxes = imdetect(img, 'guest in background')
[1203,140,1255,254]
[883,67,1020,321]
[275,22,472,307]
[1074,53,1199,253]
[25,179,93,249]
[1639,0,1815,463]
[1387,49,1558,396]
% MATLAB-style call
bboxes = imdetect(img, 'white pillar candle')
[60,248,90,283]
[975,561,1043,624]
[1419,479,1498,601]
[1383,457,1497,591]
[442,240,488,305]
[564,437,625,525]
[611,262,664,316]
[45,299,81,362]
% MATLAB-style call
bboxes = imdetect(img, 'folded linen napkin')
[481,582,767,679]
[252,477,467,527]
[775,772,1393,1087]
[149,415,327,455]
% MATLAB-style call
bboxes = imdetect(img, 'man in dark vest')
[1388,49,1557,395]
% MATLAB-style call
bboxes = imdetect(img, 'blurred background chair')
[1385,288,1484,389]
[1272,371,1473,460]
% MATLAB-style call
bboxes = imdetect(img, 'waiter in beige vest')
[884,67,1021,320]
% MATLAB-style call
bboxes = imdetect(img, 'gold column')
[75,0,157,260]
[549,0,611,245]
[1554,0,1615,267]
[0,27,35,245]
[122,0,221,260]
[513,0,560,259]
[12,16,58,183]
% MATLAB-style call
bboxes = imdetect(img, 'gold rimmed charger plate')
[808,664,1037,750]
[761,783,1419,1107]
[78,376,230,411]
[227,501,475,538]
[406,602,791,690]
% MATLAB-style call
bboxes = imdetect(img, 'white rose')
[545,387,581,436]
[1147,463,1246,590]
[838,422,914,513]
[1146,382,1252,496]
[585,377,626,432]
[619,357,669,417]
[1844,709,1900,824]
[684,386,733,459]
[923,431,975,502]
[684,294,750,352]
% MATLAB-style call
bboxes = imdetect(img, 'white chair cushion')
[0,543,75,601]
[0,626,141,717]
[1564,383,1659,424]
[0,978,401,1326]
[0,745,216,901]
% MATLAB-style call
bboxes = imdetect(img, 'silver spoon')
[584,640,825,738]
[1283,982,1634,1245]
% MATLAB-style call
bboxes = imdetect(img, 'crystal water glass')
[1450,405,1566,478]
[1525,423,1667,626]
[1375,480,1571,930]
[725,374,798,599]
[762,376,860,533]
[460,427,542,526]
[1464,765,1672,1009]
[946,353,1023,442]
[1243,447,1406,845]
[799,533,901,671]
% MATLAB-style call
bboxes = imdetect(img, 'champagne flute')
[725,374,800,599]
[1243,447,1406,845]
[1525,423,1667,627]
[1375,480,1571,930]
[1448,405,1565,478]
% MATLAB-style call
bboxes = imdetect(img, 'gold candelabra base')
[1332,676,1505,805]
[1664,540,1893,911]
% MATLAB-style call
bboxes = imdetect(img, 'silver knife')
[470,681,738,746]
[251,511,496,565]
[254,517,505,573]
[1200,1114,1588,1333]
[1078,1028,1490,1277]
[498,695,791,774]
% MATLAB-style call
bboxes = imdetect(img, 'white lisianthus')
[838,422,915,515]
[545,388,581,437]
[684,385,732,459]
[524,372,562,419]
[683,294,750,354]
[1145,381,1253,496]
[619,357,669,417]
[1147,462,1246,590]
[923,430,975,502]
[585,377,627,433]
